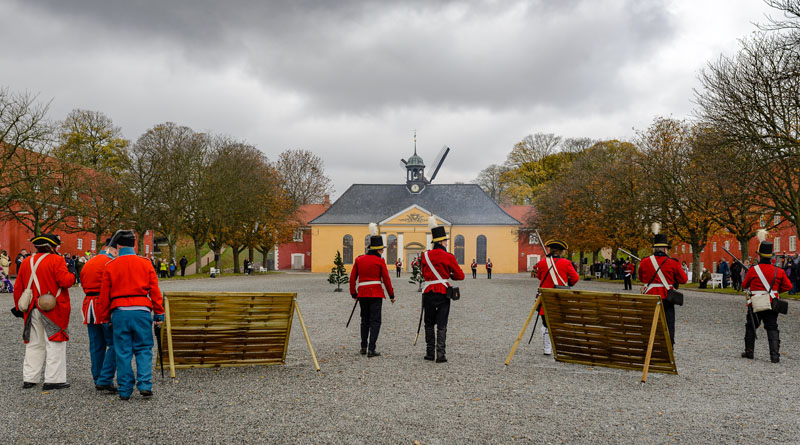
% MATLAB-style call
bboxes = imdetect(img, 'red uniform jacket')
[638,254,688,300]
[95,250,164,324]
[80,251,113,324]
[625,263,635,277]
[349,252,394,299]
[13,252,75,342]
[396,260,402,269]
[534,256,579,314]
[742,262,793,303]
[486,261,493,270]
[421,246,465,294]
[471,261,477,270]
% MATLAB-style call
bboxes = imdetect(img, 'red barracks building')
[501,205,546,272]
[275,201,330,271]
[671,217,799,274]
[0,219,154,276]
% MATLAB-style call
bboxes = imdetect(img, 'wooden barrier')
[505,289,677,382]
[161,292,320,377]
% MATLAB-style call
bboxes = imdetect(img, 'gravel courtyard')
[1,272,798,444]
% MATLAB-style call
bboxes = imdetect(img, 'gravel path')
[1,273,798,444]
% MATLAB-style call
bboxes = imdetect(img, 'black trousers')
[663,300,676,345]
[396,268,401,277]
[422,292,450,329]
[623,276,632,290]
[180,267,186,277]
[471,268,476,279]
[359,298,383,351]
[746,308,778,331]
[487,268,492,279]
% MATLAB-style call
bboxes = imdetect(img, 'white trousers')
[23,309,67,384]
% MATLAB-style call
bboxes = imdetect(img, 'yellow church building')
[309,149,522,274]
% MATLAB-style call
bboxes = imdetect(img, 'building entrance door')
[291,253,304,270]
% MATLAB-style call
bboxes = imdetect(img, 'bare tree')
[0,87,53,163]
[473,164,509,202]
[697,33,800,229]
[275,149,333,205]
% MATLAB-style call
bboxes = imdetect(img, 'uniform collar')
[118,247,136,257]
[654,251,668,257]
[99,249,114,259]
[367,250,382,257]
[433,244,447,252]
[759,258,772,265]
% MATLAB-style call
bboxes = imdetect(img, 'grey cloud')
[19,0,676,113]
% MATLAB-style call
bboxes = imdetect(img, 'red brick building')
[275,202,330,271]
[501,205,546,272]
[671,218,798,275]
[0,219,153,275]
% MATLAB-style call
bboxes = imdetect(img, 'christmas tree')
[328,250,349,292]
[409,255,425,292]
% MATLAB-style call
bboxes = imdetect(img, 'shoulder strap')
[545,255,565,286]
[27,253,49,295]
[753,264,778,296]
[645,255,669,289]
[423,251,449,288]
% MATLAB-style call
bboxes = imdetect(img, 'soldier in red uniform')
[96,230,164,400]
[471,259,477,279]
[638,223,688,346]
[741,230,793,363]
[421,217,465,362]
[13,234,75,390]
[623,259,635,290]
[486,258,493,279]
[349,224,394,357]
[395,258,402,278]
[533,239,579,355]
[80,237,117,391]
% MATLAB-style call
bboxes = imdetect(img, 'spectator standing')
[731,260,743,291]
[15,249,30,275]
[718,258,730,288]
[179,255,188,277]
[159,260,168,279]
[470,259,477,279]
[0,250,10,277]
[169,260,176,277]
[699,268,711,289]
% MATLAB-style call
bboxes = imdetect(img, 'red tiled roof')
[297,204,330,225]
[501,205,535,225]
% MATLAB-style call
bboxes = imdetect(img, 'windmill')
[399,132,451,185]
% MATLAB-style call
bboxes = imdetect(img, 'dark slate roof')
[310,184,521,225]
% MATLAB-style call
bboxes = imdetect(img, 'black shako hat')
[104,237,112,246]
[545,239,568,251]
[367,223,384,250]
[428,216,448,243]
[110,230,135,248]
[651,222,669,248]
[31,233,61,247]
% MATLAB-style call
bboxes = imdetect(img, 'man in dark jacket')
[179,255,188,276]
[15,249,29,275]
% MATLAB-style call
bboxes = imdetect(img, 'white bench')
[258,266,269,273]
[710,273,723,289]
[210,267,220,277]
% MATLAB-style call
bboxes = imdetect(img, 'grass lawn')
[198,247,270,274]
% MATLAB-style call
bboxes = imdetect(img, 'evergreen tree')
[409,256,425,292]
[328,250,349,292]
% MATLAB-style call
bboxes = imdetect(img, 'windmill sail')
[428,145,450,183]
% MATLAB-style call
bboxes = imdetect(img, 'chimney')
[323,194,330,206]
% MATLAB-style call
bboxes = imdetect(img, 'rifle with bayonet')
[527,230,559,344]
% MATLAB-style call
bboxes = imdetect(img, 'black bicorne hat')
[545,239,568,251]
[110,230,135,248]
[31,233,61,247]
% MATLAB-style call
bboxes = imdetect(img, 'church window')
[343,235,353,264]
[387,235,398,263]
[476,235,487,264]
[364,234,371,254]
[454,235,465,265]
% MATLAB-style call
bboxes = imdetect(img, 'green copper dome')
[407,153,424,167]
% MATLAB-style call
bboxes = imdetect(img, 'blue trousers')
[111,310,154,397]
[87,323,116,386]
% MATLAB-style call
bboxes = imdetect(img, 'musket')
[528,230,558,345]
[154,323,164,378]
[722,246,759,338]
[345,297,359,328]
[618,247,641,262]
[413,296,424,346]
[527,296,541,344]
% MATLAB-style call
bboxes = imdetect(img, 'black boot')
[360,323,369,352]
[424,327,435,361]
[741,328,755,359]
[435,328,447,363]
[767,330,781,363]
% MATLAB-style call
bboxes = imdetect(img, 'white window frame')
[77,238,83,250]
[760,216,766,228]
[775,237,781,252]
[790,236,797,252]
[145,244,149,254]
[293,229,303,242]
[528,233,536,245]
[713,242,717,252]
[774,214,781,225]
[681,245,686,253]
[91,239,97,251]
[724,240,730,250]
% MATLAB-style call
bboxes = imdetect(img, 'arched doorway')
[404,242,425,269]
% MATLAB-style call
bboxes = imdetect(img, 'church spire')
[413,129,417,155]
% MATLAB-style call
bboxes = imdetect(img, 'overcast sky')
[1,0,777,198]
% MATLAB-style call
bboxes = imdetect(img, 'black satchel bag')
[772,297,788,314]
[446,286,460,300]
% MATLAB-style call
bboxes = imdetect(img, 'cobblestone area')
[1,273,798,443]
